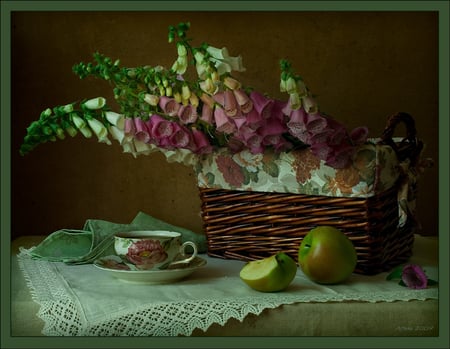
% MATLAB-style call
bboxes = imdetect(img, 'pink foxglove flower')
[325,144,354,169]
[244,109,263,130]
[214,107,236,134]
[227,136,246,153]
[200,93,215,109]
[310,143,334,163]
[178,104,198,124]
[150,114,174,140]
[223,76,241,90]
[133,117,151,143]
[241,129,263,154]
[233,89,253,114]
[200,102,214,125]
[305,113,328,135]
[233,117,247,130]
[159,96,181,116]
[287,108,310,143]
[386,263,437,289]
[350,126,369,145]
[223,90,239,117]
[169,123,192,148]
[401,264,428,289]
[250,91,274,120]
[124,117,136,138]
[258,117,287,139]
[192,129,213,154]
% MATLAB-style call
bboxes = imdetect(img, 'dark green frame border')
[1,1,449,348]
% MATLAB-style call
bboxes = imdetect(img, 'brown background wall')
[11,11,438,239]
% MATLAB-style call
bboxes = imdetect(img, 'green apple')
[298,226,357,284]
[239,252,297,292]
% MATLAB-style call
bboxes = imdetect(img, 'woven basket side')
[199,185,414,275]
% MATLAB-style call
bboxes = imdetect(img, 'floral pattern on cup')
[97,256,130,271]
[125,239,168,270]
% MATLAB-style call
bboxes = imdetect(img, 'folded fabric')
[23,211,207,264]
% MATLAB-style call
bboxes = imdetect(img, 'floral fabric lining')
[194,140,400,198]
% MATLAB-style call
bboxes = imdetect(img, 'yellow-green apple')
[239,252,297,292]
[298,226,357,284]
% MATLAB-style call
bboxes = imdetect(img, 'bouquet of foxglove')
[20,22,368,169]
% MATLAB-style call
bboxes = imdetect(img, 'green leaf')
[205,172,215,186]
[427,279,439,286]
[386,266,404,280]
[262,161,279,177]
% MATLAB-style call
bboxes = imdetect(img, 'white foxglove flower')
[62,103,74,113]
[108,125,125,144]
[83,97,106,110]
[122,139,137,157]
[177,43,187,56]
[206,46,245,74]
[72,114,86,129]
[296,80,307,97]
[133,139,156,156]
[65,126,78,137]
[87,118,111,144]
[209,58,232,75]
[199,78,218,95]
[302,95,318,114]
[173,91,182,103]
[189,93,199,107]
[105,111,125,129]
[181,84,191,102]
[206,46,229,60]
[289,92,301,110]
[79,126,93,138]
[285,77,297,94]
[143,94,160,107]
[194,50,205,64]
[175,55,188,74]
[195,62,208,79]
[163,148,198,167]
[280,79,287,92]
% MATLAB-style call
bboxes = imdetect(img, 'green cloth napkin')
[27,211,207,264]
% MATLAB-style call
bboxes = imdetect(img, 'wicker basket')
[198,113,424,275]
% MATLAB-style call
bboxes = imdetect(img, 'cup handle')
[168,241,198,267]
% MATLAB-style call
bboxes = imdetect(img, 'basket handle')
[378,112,423,166]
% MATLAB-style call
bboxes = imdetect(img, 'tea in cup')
[114,230,198,271]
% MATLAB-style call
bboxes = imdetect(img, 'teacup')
[114,230,198,271]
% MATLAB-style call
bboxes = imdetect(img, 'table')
[11,234,439,337]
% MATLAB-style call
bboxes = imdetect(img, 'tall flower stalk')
[20,22,368,168]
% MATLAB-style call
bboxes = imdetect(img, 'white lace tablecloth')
[16,235,438,336]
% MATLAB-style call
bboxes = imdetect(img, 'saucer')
[93,255,207,284]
